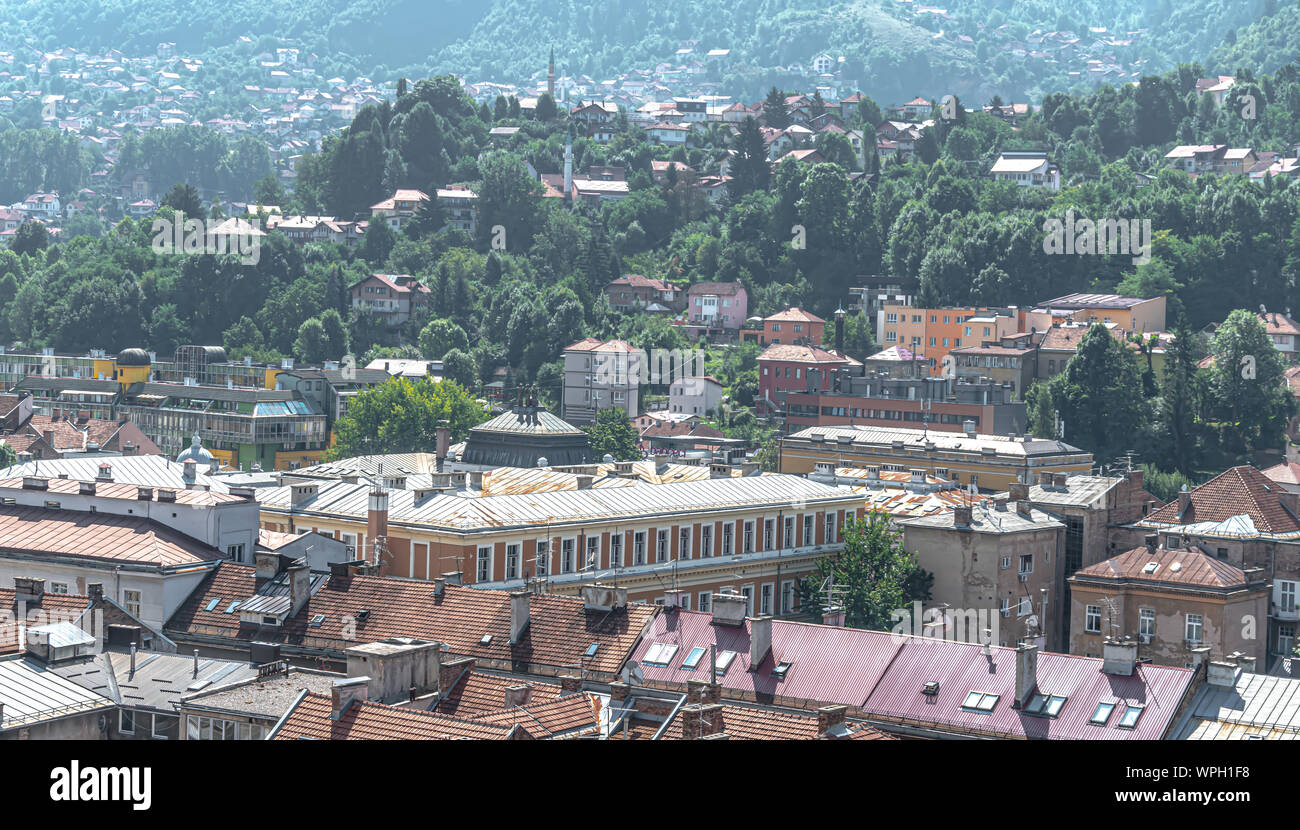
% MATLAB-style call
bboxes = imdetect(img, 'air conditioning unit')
[1138,634,1152,644]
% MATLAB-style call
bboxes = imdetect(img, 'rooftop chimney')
[748,616,772,667]
[182,459,196,480]
[505,683,531,709]
[367,484,389,558]
[710,591,748,627]
[469,470,484,490]
[433,577,446,597]
[1207,660,1239,687]
[1144,534,1158,556]
[330,676,369,719]
[953,505,973,527]
[1009,482,1028,501]
[1016,500,1032,517]
[96,463,112,481]
[509,591,530,644]
[817,705,848,735]
[663,589,686,610]
[435,422,450,463]
[1176,489,1191,518]
[575,474,593,490]
[1014,643,1038,708]
[287,559,311,617]
[1238,654,1257,674]
[441,571,463,586]
[822,605,846,627]
[608,681,630,704]
[1101,638,1138,676]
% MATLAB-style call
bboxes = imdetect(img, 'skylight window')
[224,601,241,614]
[715,650,737,674]
[479,633,492,646]
[642,642,679,667]
[1024,693,1067,717]
[1090,701,1116,725]
[584,642,599,658]
[204,598,222,612]
[961,691,999,712]
[681,647,706,670]
[309,614,325,627]
[1117,703,1144,729]
[771,661,792,680]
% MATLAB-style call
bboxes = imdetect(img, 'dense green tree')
[1048,323,1148,464]
[583,407,641,461]
[329,377,486,458]
[1206,308,1297,454]
[418,318,470,360]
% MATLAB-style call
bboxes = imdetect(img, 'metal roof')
[259,474,860,532]
[470,408,586,437]
[0,655,114,728]
[787,424,1085,458]
[107,649,259,712]
[1170,669,1300,740]
[0,455,232,493]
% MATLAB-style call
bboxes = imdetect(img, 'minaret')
[563,124,574,201]
[547,47,556,99]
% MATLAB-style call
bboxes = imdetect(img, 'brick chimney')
[14,576,44,604]
[330,676,369,719]
[817,704,848,735]
[686,677,721,705]
[1176,488,1191,518]
[1009,482,1029,501]
[435,422,450,464]
[608,681,630,704]
[437,656,474,695]
[559,674,582,692]
[287,559,311,617]
[1102,638,1138,676]
[953,505,973,527]
[680,702,724,739]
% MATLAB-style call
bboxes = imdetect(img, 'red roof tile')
[1143,466,1300,534]
[471,692,600,736]
[432,670,562,718]
[273,692,520,740]
[1072,546,1252,589]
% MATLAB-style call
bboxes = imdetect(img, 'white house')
[989,150,1060,189]
[669,375,723,417]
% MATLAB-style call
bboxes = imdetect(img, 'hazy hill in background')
[0,0,1285,102]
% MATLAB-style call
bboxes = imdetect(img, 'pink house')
[686,281,748,334]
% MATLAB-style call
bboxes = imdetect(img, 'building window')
[536,541,549,576]
[784,516,795,548]
[825,513,836,544]
[679,526,691,560]
[764,519,774,550]
[120,709,136,735]
[1279,580,1298,613]
[701,525,713,557]
[722,522,733,555]
[742,521,754,553]
[740,585,754,616]
[1085,605,1101,633]
[505,543,520,580]
[561,538,575,573]
[1018,554,1032,574]
[1278,625,1296,656]
[586,536,600,569]
[152,713,177,740]
[1186,614,1203,644]
[49,582,69,595]
[657,530,668,562]
[633,531,646,565]
[802,514,814,546]
[781,580,795,614]
[610,533,623,567]
[477,545,493,582]
[698,591,712,613]
[1138,608,1155,639]
[1017,597,1031,617]
[123,590,141,618]
[1000,556,1010,570]
[226,544,245,562]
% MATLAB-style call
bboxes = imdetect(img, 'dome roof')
[176,433,215,466]
[116,348,152,366]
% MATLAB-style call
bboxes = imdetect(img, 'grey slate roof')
[472,407,587,437]
[1170,668,1300,740]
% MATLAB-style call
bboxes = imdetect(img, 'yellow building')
[780,423,1094,492]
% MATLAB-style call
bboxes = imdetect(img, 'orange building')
[748,307,826,347]
[877,305,1016,375]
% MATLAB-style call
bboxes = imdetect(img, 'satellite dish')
[1026,615,1039,629]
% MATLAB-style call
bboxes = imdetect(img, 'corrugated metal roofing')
[107,649,259,712]
[0,504,225,567]
[0,655,114,728]
[1170,670,1300,740]
[788,424,1084,458]
[0,455,231,493]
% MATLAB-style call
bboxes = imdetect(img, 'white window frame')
[1186,613,1203,644]
[610,532,623,567]
[802,514,814,547]
[825,512,836,544]
[49,582,69,595]
[123,589,142,618]
[151,713,176,740]
[679,526,692,560]
[781,580,795,614]
[784,516,795,549]
[722,522,733,556]
[1019,554,1033,575]
[698,590,712,612]
[742,520,754,553]
[657,529,668,563]
[476,545,493,582]
[764,519,774,550]
[1085,604,1101,633]
[561,537,576,573]
[760,582,774,616]
[1139,608,1155,638]
[505,543,521,580]
[119,709,136,735]
[535,540,549,576]
[633,531,646,565]
[701,524,713,557]
[585,535,600,570]
[740,585,754,616]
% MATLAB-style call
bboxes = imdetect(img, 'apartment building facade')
[561,338,641,425]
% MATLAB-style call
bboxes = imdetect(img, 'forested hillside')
[0,0,1277,101]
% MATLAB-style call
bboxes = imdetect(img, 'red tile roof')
[1261,461,1300,487]
[1142,466,1300,534]
[166,563,656,676]
[432,670,562,718]
[472,691,600,736]
[273,692,521,740]
[765,307,825,324]
[664,704,893,740]
[1260,312,1300,336]
[758,344,850,364]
